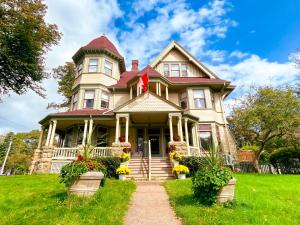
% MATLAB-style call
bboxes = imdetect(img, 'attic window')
[181,64,187,77]
[171,64,180,77]
[163,64,169,77]
[104,60,113,76]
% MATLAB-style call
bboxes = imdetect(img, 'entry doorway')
[148,128,161,156]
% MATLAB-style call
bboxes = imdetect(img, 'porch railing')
[91,147,113,157]
[189,146,200,156]
[52,147,79,159]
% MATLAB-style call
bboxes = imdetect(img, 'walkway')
[124,181,181,225]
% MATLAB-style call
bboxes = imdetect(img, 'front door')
[148,128,160,156]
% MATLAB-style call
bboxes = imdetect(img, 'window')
[72,91,78,110]
[181,64,187,77]
[179,92,187,109]
[77,63,83,76]
[163,64,170,77]
[171,64,180,77]
[193,89,206,108]
[101,91,109,108]
[198,124,213,151]
[88,59,98,72]
[83,90,95,108]
[97,127,109,147]
[104,60,113,76]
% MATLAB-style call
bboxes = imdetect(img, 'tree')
[290,49,300,97]
[0,0,61,98]
[0,130,39,174]
[47,62,76,109]
[229,85,300,172]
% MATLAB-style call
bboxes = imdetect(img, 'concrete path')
[124,182,181,225]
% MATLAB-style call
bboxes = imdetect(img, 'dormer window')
[88,59,98,72]
[101,91,109,108]
[77,63,83,76]
[171,64,180,77]
[104,59,113,76]
[163,64,169,77]
[83,90,95,108]
[181,64,187,77]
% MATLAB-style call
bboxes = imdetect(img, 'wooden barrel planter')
[217,178,236,203]
[69,171,104,196]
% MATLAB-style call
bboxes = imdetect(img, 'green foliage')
[48,62,76,109]
[0,0,61,97]
[192,166,232,205]
[240,145,259,151]
[95,157,122,178]
[179,156,208,176]
[269,147,300,174]
[0,130,39,174]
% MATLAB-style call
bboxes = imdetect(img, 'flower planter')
[217,178,236,203]
[69,171,104,196]
[178,173,186,180]
[119,174,126,180]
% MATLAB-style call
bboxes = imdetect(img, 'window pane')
[194,99,206,108]
[89,59,98,66]
[105,60,112,69]
[163,64,169,77]
[171,64,179,70]
[181,64,187,71]
[102,91,109,100]
[84,90,94,99]
[84,99,94,108]
[199,131,212,150]
[171,64,180,77]
[194,90,205,98]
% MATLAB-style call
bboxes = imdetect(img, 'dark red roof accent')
[138,65,162,77]
[83,35,122,58]
[166,77,228,84]
[53,108,113,116]
[110,71,138,88]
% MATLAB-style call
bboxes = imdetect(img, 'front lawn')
[0,174,135,225]
[165,174,300,225]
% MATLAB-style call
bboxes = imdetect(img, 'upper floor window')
[181,64,187,77]
[197,124,212,151]
[77,63,83,76]
[179,92,187,109]
[101,91,109,108]
[83,90,95,108]
[171,64,180,77]
[88,59,98,72]
[72,91,78,110]
[163,64,170,77]
[104,59,113,76]
[193,89,206,108]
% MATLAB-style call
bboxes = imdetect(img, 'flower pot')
[173,160,179,167]
[119,174,126,180]
[178,173,186,180]
[69,171,104,196]
[217,178,236,203]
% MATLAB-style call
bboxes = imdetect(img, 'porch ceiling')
[54,118,116,131]
[130,112,168,124]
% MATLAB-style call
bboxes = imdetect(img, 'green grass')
[164,174,300,225]
[0,174,135,225]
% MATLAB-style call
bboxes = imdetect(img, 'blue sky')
[0,0,299,134]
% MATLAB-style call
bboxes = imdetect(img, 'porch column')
[49,120,57,147]
[168,114,173,142]
[177,116,183,142]
[161,127,165,157]
[156,82,159,95]
[87,119,93,143]
[184,118,190,156]
[130,86,133,99]
[193,122,200,153]
[82,120,88,145]
[37,126,44,149]
[115,117,120,143]
[158,83,161,96]
[136,84,139,97]
[45,122,52,147]
[125,115,129,143]
[166,86,169,100]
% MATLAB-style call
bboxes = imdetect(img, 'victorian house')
[31,35,236,178]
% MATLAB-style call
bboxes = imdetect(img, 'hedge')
[179,156,208,176]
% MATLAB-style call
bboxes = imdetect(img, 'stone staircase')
[127,157,175,180]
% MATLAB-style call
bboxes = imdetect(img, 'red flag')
[138,73,149,92]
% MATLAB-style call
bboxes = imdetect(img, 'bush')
[269,147,300,174]
[95,157,122,178]
[192,166,232,205]
[179,156,208,176]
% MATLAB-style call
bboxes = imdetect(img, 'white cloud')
[229,50,249,59]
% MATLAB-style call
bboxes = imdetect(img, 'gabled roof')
[110,71,138,88]
[150,41,219,79]
[137,65,162,77]
[114,91,182,113]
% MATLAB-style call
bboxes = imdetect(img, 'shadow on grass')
[49,191,68,203]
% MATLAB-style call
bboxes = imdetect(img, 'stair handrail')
[148,140,151,181]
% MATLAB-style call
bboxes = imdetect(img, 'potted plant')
[120,152,130,167]
[172,165,189,179]
[169,151,181,167]
[116,166,131,180]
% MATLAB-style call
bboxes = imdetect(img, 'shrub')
[116,167,131,175]
[179,156,208,176]
[172,165,189,175]
[95,157,122,178]
[192,166,232,205]
[269,147,300,174]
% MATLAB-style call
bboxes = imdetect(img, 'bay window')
[101,91,109,108]
[193,89,206,108]
[198,124,213,151]
[104,59,113,76]
[72,91,78,110]
[88,59,98,72]
[83,90,95,108]
[77,63,83,76]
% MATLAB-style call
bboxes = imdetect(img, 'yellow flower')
[116,166,131,175]
[121,153,130,161]
[172,165,189,175]
[169,152,181,161]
